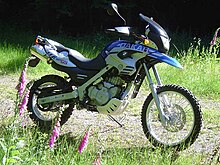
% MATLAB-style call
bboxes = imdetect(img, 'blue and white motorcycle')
[28,3,202,150]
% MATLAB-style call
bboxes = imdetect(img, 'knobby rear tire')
[27,75,74,132]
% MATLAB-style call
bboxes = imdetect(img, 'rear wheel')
[141,84,202,150]
[27,75,74,131]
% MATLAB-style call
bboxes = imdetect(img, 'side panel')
[103,40,183,69]
[104,40,146,76]
[51,62,98,86]
[30,44,77,67]
[106,53,144,76]
[46,49,77,67]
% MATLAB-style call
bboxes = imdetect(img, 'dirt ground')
[0,75,219,163]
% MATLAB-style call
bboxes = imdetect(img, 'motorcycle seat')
[52,43,106,70]
[67,49,106,70]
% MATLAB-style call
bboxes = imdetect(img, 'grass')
[0,28,220,164]
[156,56,220,99]
[0,43,28,74]
[1,107,219,165]
[0,120,208,165]
[155,37,220,99]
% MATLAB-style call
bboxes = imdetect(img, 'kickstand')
[107,115,124,128]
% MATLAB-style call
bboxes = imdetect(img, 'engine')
[87,77,124,106]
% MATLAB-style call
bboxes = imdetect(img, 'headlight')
[161,35,170,51]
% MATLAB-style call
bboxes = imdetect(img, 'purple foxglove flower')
[17,65,28,98]
[49,135,56,148]
[21,115,30,128]
[49,121,61,148]
[21,121,26,128]
[19,90,30,116]
[210,28,220,46]
[78,129,90,153]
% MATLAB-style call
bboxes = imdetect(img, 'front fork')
[143,63,169,124]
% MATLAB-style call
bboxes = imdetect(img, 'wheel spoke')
[142,85,202,149]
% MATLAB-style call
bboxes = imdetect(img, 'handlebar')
[130,32,146,42]
[106,27,149,44]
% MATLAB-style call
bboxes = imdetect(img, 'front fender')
[148,49,183,69]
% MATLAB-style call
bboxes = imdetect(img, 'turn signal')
[35,38,39,44]
[143,39,150,45]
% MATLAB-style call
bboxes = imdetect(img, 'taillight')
[35,38,39,45]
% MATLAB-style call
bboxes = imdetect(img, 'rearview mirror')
[107,3,126,25]
[107,3,118,16]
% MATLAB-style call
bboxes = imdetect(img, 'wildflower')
[16,58,30,98]
[19,89,30,116]
[17,68,27,98]
[78,128,90,153]
[92,154,101,165]
[210,27,220,46]
[49,120,61,148]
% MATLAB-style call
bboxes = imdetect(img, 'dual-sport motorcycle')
[27,3,202,150]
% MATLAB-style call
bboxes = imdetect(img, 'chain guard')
[36,86,64,112]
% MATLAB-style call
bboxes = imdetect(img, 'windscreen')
[139,13,168,38]
[139,13,170,53]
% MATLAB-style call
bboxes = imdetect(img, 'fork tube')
[152,65,162,85]
[143,63,168,124]
[152,65,171,107]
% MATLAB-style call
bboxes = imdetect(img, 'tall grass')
[157,38,220,99]
[1,106,217,165]
[0,120,205,165]
[0,43,27,74]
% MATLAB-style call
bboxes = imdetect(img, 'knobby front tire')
[141,84,202,150]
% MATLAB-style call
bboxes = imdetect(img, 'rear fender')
[28,56,41,67]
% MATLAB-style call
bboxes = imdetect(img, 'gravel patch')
[0,75,219,161]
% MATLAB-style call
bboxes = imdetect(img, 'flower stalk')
[16,58,30,98]
[16,57,34,119]
[92,153,101,165]
[49,106,65,148]
[78,127,91,153]
[210,27,220,46]
[19,90,30,116]
[49,120,61,148]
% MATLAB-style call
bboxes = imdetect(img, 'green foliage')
[0,43,28,74]
[0,124,24,165]
[157,37,220,98]
[0,114,217,164]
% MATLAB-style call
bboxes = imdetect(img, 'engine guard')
[97,98,129,115]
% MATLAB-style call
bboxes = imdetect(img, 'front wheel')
[141,84,202,150]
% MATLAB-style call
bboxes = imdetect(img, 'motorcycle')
[27,3,202,150]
